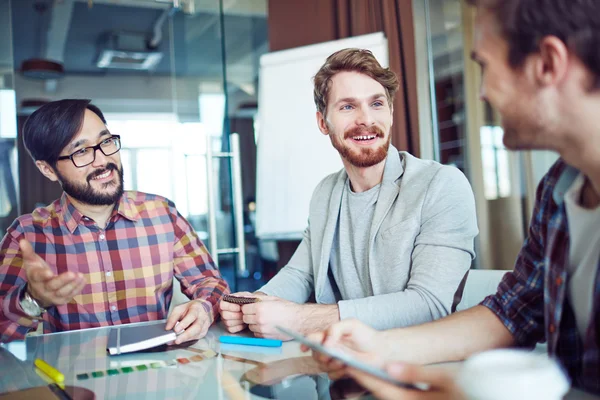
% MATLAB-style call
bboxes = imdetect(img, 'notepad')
[106,322,179,355]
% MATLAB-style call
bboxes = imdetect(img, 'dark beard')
[58,163,125,206]
[331,125,390,168]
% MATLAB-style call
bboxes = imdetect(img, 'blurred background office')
[0,0,559,293]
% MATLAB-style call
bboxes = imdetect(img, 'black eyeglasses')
[57,135,121,168]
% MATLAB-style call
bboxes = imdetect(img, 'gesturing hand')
[20,239,86,308]
[166,300,212,344]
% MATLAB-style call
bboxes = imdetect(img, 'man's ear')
[390,105,394,127]
[316,111,329,136]
[533,36,569,88]
[35,161,59,182]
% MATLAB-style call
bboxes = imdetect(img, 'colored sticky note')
[190,355,204,362]
[135,365,148,371]
[177,358,190,364]
[76,373,90,380]
[121,367,134,373]
[150,362,164,369]
[107,369,119,376]
[91,371,104,378]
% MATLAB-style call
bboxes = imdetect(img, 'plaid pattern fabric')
[482,159,600,394]
[0,191,229,342]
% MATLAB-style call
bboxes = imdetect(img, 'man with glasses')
[0,99,229,342]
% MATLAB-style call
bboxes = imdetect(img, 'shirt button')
[106,271,112,277]
[111,305,117,311]
[99,234,105,240]
[555,277,563,286]
[549,324,556,333]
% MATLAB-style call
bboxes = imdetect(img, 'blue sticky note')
[220,342,283,355]
[219,336,282,347]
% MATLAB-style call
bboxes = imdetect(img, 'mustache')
[87,163,119,183]
[344,126,385,139]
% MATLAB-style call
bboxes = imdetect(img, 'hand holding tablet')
[276,325,428,391]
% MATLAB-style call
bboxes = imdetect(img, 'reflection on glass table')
[0,321,376,400]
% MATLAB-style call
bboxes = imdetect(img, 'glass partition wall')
[9,0,268,291]
[0,0,18,239]
[417,0,535,270]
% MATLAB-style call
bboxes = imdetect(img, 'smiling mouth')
[352,135,377,141]
[91,170,111,181]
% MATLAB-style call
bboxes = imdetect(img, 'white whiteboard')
[255,32,389,240]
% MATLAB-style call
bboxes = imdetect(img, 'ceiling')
[11,0,269,81]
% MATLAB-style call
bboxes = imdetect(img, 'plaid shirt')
[0,191,229,342]
[482,159,600,394]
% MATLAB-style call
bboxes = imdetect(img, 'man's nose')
[355,106,374,126]
[91,148,108,168]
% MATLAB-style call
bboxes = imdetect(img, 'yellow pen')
[34,358,65,383]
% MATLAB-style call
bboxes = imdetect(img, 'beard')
[330,124,391,168]
[57,163,125,206]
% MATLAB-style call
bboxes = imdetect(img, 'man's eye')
[73,148,90,157]
[341,104,353,110]
[101,138,113,146]
[372,101,384,107]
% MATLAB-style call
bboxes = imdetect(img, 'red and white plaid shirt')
[0,191,229,342]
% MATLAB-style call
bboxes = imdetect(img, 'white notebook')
[106,322,178,355]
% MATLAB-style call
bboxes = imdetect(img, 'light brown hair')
[313,48,399,116]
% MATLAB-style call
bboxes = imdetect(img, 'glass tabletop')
[0,321,373,400]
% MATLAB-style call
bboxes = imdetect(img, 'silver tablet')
[276,326,428,391]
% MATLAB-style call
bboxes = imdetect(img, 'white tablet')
[277,326,428,391]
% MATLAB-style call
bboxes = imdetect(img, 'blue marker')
[219,336,282,348]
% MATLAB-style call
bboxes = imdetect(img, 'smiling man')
[220,49,478,339]
[0,99,229,342]
[308,0,600,398]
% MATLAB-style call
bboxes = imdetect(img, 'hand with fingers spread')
[219,291,265,333]
[301,319,389,380]
[166,300,212,344]
[346,363,464,400]
[20,239,86,310]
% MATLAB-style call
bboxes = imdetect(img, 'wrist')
[26,285,51,309]
[298,303,339,334]
[20,285,48,317]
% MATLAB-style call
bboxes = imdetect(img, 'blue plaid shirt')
[482,159,599,394]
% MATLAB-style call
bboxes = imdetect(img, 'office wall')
[267,0,420,157]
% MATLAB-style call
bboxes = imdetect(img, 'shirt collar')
[553,164,580,205]
[60,192,140,233]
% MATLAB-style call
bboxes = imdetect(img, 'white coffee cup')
[456,349,570,400]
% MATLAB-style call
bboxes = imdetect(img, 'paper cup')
[456,349,570,400]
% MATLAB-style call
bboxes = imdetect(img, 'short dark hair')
[313,48,399,116]
[467,0,600,89]
[22,99,106,165]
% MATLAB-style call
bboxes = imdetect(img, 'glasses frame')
[57,135,121,168]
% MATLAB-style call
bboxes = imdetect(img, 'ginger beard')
[329,124,390,168]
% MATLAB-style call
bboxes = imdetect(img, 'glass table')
[0,321,598,399]
[0,321,370,399]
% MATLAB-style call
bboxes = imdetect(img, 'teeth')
[93,170,111,180]
[354,135,376,141]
